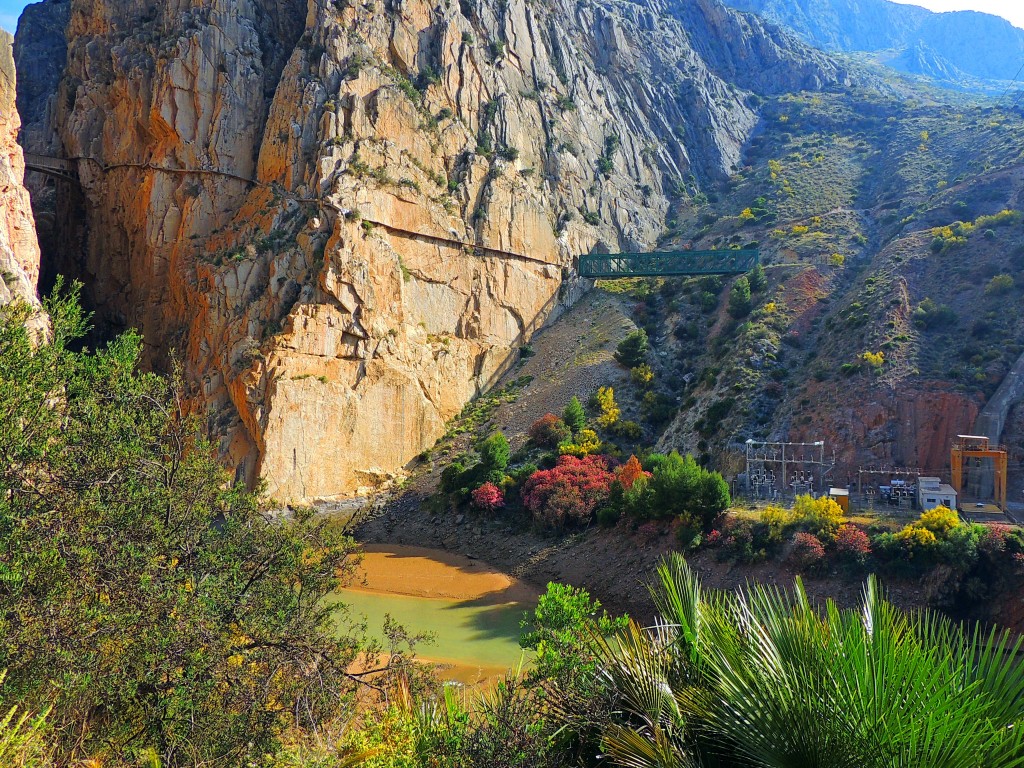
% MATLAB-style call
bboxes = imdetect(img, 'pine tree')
[615,329,649,367]
[563,396,586,434]
[748,263,767,292]
[728,276,752,318]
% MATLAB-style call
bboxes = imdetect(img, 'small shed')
[829,487,850,513]
[917,477,957,511]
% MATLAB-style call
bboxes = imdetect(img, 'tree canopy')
[0,287,366,766]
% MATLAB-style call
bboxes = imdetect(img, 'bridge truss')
[579,249,758,278]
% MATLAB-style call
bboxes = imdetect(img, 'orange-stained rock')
[0,30,41,313]
[24,0,848,501]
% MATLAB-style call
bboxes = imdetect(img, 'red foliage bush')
[788,532,825,570]
[836,524,871,563]
[522,455,615,529]
[471,482,505,512]
[617,455,647,490]
[980,524,1013,556]
[528,413,571,448]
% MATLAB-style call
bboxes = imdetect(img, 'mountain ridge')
[726,0,1024,90]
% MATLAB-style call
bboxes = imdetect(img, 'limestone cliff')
[16,0,851,501]
[0,29,41,311]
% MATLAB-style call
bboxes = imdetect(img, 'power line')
[998,59,1024,103]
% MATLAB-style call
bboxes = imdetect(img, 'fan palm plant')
[594,553,1024,768]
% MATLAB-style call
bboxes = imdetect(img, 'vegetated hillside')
[644,90,1024,477]
[726,0,1024,92]
[13,0,857,503]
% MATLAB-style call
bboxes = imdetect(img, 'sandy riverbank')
[347,543,540,603]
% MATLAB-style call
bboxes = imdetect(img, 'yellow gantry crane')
[950,435,1008,512]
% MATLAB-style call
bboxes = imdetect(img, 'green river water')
[324,546,538,684]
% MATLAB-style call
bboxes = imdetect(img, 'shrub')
[917,505,959,537]
[617,455,647,490]
[631,364,654,386]
[592,386,620,428]
[634,452,730,530]
[791,494,846,541]
[985,273,1014,295]
[558,428,602,457]
[440,461,467,493]
[613,420,643,439]
[699,291,719,312]
[748,263,767,292]
[893,524,938,554]
[836,524,872,564]
[728,276,752,318]
[979,524,1013,555]
[912,298,956,329]
[529,414,571,448]
[788,532,826,569]
[861,350,884,369]
[615,330,649,367]
[596,503,621,527]
[563,396,587,434]
[522,455,615,528]
[471,482,505,512]
[478,431,511,473]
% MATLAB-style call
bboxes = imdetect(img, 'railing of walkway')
[579,249,759,277]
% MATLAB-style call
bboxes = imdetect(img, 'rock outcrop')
[0,29,41,311]
[16,0,851,501]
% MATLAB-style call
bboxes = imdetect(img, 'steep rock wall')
[0,29,41,310]
[18,0,849,501]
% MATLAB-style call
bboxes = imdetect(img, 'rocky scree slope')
[14,0,853,502]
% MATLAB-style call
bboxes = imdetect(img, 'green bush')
[912,298,956,329]
[478,431,511,473]
[615,329,649,367]
[621,452,729,530]
[0,288,363,765]
[728,276,752,318]
[986,273,1014,295]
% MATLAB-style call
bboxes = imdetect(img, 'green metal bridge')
[578,249,759,278]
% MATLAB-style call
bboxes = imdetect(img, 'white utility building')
[917,477,957,511]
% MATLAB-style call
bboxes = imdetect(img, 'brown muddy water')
[325,544,541,685]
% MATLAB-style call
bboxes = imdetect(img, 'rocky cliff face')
[16,0,850,501]
[0,29,41,312]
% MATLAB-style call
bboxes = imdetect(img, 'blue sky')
[0,0,1022,34]
[0,1,28,33]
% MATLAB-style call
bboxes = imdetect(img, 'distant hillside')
[639,91,1024,479]
[726,0,1024,90]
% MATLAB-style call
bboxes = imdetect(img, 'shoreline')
[346,543,541,603]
